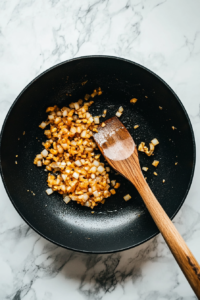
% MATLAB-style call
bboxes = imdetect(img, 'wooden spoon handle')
[133,175,200,298]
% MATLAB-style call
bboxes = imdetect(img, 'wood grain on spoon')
[93,116,200,299]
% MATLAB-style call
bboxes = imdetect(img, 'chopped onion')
[46,188,53,195]
[94,116,100,124]
[63,195,71,204]
[48,115,54,120]
[118,106,123,113]
[39,122,47,129]
[74,103,79,110]
[97,166,105,173]
[151,138,159,146]
[152,160,159,167]
[93,160,99,167]
[41,149,48,157]
[116,111,122,117]
[123,194,131,201]
[62,174,68,181]
[111,180,116,187]
[142,167,148,172]
[90,166,97,173]
[63,110,68,117]
[37,160,42,167]
[73,172,79,179]
[130,98,137,103]
[75,160,82,166]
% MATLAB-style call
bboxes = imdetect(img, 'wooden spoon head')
[93,116,136,161]
[94,117,144,186]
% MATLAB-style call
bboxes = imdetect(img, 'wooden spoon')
[93,116,200,298]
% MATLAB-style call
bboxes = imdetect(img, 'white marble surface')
[0,0,200,299]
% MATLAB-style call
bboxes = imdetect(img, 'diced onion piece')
[75,160,82,166]
[46,106,55,112]
[97,166,105,173]
[84,94,90,101]
[106,167,110,172]
[90,166,97,173]
[88,116,94,123]
[74,103,79,110]
[81,130,87,138]
[81,194,89,202]
[94,116,100,124]
[57,145,63,153]
[62,174,68,181]
[152,160,159,167]
[37,160,42,167]
[138,142,145,152]
[110,189,116,195]
[151,138,159,146]
[111,180,116,187]
[46,188,53,195]
[172,126,177,130]
[116,111,122,117]
[85,112,90,119]
[102,109,107,117]
[41,149,48,157]
[39,122,47,129]
[69,103,75,108]
[149,143,155,151]
[70,127,76,134]
[153,172,158,176]
[44,130,51,135]
[73,172,79,179]
[142,167,148,171]
[63,110,68,117]
[114,183,120,189]
[134,125,139,129]
[175,162,178,165]
[130,98,137,103]
[93,160,99,167]
[63,195,71,204]
[101,122,106,127]
[55,117,61,124]
[159,106,163,110]
[163,179,165,183]
[93,191,99,197]
[48,115,54,120]
[118,106,123,113]
[124,194,131,201]
[70,195,78,201]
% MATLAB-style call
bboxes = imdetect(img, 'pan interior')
[0,57,195,253]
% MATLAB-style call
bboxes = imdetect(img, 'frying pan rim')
[0,55,196,254]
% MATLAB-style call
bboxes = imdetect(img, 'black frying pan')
[0,56,195,253]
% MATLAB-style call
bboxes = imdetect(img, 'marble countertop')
[1,0,200,299]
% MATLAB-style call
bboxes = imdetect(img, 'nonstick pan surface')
[0,56,195,253]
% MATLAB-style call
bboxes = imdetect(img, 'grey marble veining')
[0,0,200,299]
